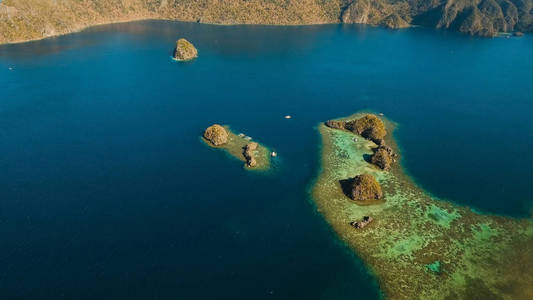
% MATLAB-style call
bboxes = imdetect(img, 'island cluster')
[202,124,272,171]
[313,111,533,299]
[326,114,398,202]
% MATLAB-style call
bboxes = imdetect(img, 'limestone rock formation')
[325,120,346,130]
[204,124,228,146]
[244,142,258,167]
[350,174,383,201]
[341,0,532,37]
[341,0,411,28]
[417,0,528,37]
[371,145,394,170]
[380,13,410,29]
[347,114,387,142]
[173,38,198,61]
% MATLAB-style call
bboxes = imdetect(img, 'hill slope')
[0,0,531,44]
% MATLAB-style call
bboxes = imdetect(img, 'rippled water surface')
[0,21,532,299]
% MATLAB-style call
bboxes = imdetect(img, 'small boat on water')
[284,115,292,119]
[238,133,245,138]
[244,136,252,141]
[350,216,373,229]
[271,151,277,157]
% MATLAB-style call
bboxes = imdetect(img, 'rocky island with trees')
[173,38,198,61]
[313,111,533,299]
[203,124,271,171]
[326,113,398,172]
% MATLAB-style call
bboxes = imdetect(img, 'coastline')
[0,15,528,46]
[0,17,165,46]
[312,112,533,299]
[0,18,356,46]
[1,0,531,45]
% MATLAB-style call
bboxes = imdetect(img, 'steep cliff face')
[342,0,532,36]
[173,38,198,61]
[340,0,411,28]
[203,124,228,146]
[0,0,530,44]
[414,0,530,36]
[349,174,383,201]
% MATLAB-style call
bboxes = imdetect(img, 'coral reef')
[313,112,533,299]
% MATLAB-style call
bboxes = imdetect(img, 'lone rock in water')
[173,38,198,61]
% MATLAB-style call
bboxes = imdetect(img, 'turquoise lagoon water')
[0,21,532,299]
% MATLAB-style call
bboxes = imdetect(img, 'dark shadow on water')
[0,33,108,60]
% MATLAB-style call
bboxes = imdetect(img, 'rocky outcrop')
[371,145,395,170]
[244,142,258,167]
[173,38,198,61]
[341,0,411,29]
[350,174,383,201]
[325,114,397,170]
[350,215,374,229]
[346,114,387,143]
[204,124,228,146]
[325,120,346,130]
[415,0,530,37]
[380,13,410,29]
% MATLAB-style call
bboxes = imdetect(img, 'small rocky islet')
[315,111,533,299]
[173,38,198,61]
[202,124,271,170]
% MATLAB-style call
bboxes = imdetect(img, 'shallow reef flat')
[312,112,533,299]
[202,126,271,171]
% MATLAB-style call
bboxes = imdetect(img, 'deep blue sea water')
[0,21,532,299]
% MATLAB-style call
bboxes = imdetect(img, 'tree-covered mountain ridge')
[0,0,531,44]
